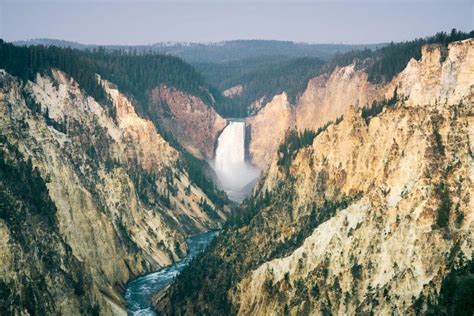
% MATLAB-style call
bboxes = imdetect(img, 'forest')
[5,30,470,120]
[196,29,473,117]
[0,40,218,112]
[0,40,227,208]
[328,28,474,84]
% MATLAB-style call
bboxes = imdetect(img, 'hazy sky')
[1,0,472,44]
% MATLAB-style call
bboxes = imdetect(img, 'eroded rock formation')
[156,38,474,316]
[0,69,227,314]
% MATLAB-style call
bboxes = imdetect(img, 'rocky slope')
[247,39,474,169]
[0,68,227,314]
[246,64,382,168]
[246,63,383,169]
[149,85,226,160]
[156,38,474,315]
[295,64,382,132]
[246,93,293,169]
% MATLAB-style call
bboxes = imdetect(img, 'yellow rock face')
[246,93,294,169]
[230,39,474,316]
[0,69,227,314]
[246,39,474,171]
[296,64,382,132]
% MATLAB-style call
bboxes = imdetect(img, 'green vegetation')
[197,29,472,117]
[0,138,57,230]
[277,129,318,168]
[435,181,451,228]
[178,151,228,209]
[0,139,97,315]
[163,172,361,315]
[269,195,359,259]
[0,40,229,209]
[361,87,398,122]
[15,39,383,64]
[278,117,343,169]
[198,57,325,117]
[329,29,473,84]
[351,264,363,280]
[0,40,218,116]
[114,217,139,252]
[426,259,474,316]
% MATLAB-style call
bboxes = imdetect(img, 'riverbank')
[124,231,219,315]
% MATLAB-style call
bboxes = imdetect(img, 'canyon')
[0,68,227,314]
[156,38,474,315]
[0,33,473,316]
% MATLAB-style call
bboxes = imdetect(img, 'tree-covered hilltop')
[197,57,325,117]
[196,29,473,118]
[14,39,383,64]
[328,29,474,84]
[0,40,218,112]
[9,30,472,119]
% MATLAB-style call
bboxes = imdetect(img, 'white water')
[213,121,260,202]
[125,231,219,315]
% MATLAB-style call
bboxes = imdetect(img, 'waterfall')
[214,121,259,202]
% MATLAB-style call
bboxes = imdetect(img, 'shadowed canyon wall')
[0,69,227,314]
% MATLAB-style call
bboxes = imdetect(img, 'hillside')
[14,39,383,63]
[13,39,385,118]
[0,40,227,161]
[246,29,474,169]
[0,51,229,313]
[155,38,474,315]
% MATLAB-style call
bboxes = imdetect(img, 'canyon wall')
[246,93,293,169]
[0,69,227,314]
[247,39,473,169]
[149,85,226,160]
[246,63,383,169]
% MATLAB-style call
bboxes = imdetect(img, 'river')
[124,230,219,315]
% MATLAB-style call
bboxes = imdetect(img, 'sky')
[1,0,472,45]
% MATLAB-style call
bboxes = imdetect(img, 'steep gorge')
[0,68,228,314]
[148,85,226,160]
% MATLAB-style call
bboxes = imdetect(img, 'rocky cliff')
[246,93,293,169]
[0,69,227,314]
[246,64,382,169]
[245,64,384,169]
[149,85,226,160]
[156,39,474,315]
[295,64,382,132]
[247,39,474,169]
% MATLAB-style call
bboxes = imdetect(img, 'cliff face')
[246,39,474,170]
[295,64,382,131]
[245,63,383,169]
[149,85,226,160]
[246,93,293,169]
[156,39,474,315]
[0,69,226,314]
[234,101,473,315]
[389,40,474,107]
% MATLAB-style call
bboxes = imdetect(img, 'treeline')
[361,88,399,122]
[202,30,472,118]
[0,40,229,208]
[277,129,319,168]
[329,29,473,84]
[0,40,112,109]
[0,40,217,113]
[278,117,343,169]
[201,57,325,117]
